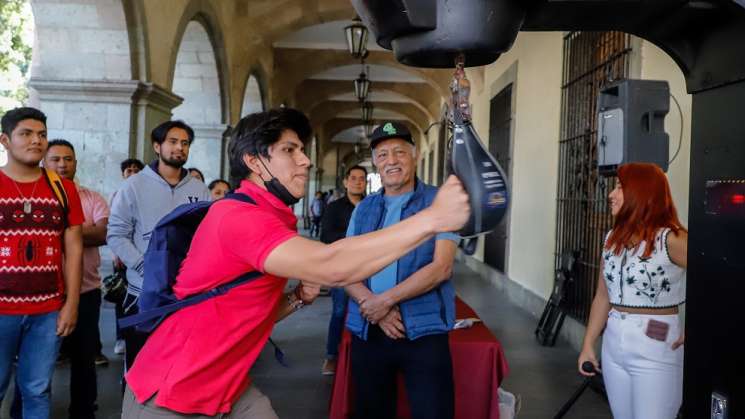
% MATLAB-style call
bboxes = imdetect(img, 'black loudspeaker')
[597,79,670,175]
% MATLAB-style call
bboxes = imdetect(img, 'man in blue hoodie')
[344,122,460,419]
[107,120,210,372]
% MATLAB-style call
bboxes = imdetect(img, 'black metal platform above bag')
[351,0,525,68]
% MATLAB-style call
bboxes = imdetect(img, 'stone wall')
[171,21,225,183]
[28,0,135,198]
[32,79,137,197]
[29,0,131,81]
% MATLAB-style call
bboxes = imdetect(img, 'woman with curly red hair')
[578,162,687,419]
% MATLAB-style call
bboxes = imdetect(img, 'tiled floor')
[2,256,611,419]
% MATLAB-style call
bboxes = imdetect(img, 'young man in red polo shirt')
[0,107,84,419]
[121,108,471,418]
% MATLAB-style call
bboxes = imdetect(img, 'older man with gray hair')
[344,121,460,419]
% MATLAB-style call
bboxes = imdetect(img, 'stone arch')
[258,3,353,46]
[122,0,149,81]
[226,47,273,121]
[225,3,354,114]
[172,20,222,125]
[168,5,230,123]
[171,19,226,184]
[223,0,354,54]
[241,72,265,116]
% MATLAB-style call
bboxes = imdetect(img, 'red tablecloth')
[329,298,509,419]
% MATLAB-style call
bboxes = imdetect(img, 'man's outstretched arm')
[264,176,469,288]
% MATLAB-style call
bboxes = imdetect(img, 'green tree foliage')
[0,0,33,114]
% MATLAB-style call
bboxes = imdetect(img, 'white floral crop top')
[602,228,686,308]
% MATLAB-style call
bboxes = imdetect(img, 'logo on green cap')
[382,122,397,135]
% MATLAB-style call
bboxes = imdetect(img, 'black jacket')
[320,195,356,244]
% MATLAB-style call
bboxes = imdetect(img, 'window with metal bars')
[555,32,632,324]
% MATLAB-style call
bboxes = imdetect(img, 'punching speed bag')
[449,112,509,239]
[447,54,510,255]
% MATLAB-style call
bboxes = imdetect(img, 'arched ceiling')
[271,19,452,154]
[332,125,370,144]
[273,20,387,52]
[309,101,428,136]
[321,117,423,145]
[135,3,452,163]
[323,118,383,143]
[309,64,426,83]
[273,48,451,103]
[295,79,440,120]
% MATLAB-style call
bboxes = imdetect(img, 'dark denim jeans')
[310,216,322,237]
[350,326,454,419]
[325,287,349,359]
[0,311,61,419]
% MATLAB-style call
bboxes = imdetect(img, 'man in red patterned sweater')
[0,107,84,419]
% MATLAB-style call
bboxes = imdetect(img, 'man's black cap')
[369,121,414,150]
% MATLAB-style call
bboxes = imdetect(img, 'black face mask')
[259,159,300,206]
[264,177,300,206]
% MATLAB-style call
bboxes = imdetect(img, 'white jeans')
[601,309,683,419]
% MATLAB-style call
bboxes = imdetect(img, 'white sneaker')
[321,359,336,376]
[114,339,125,355]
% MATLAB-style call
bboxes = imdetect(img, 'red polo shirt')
[125,180,298,415]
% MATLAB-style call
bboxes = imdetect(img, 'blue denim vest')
[345,179,456,341]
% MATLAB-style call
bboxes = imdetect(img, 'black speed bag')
[449,119,509,238]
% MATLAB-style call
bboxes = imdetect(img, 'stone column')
[29,79,183,198]
[190,123,228,184]
[221,125,232,182]
[29,78,139,197]
[131,82,184,164]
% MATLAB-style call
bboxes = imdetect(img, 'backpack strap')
[117,271,262,329]
[118,271,291,366]
[225,192,256,205]
[200,192,292,366]
[42,169,69,227]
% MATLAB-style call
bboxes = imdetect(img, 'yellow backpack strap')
[42,169,69,221]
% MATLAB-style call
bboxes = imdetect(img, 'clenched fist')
[428,175,471,233]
